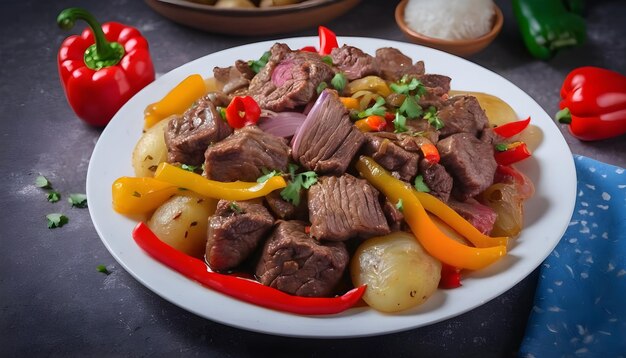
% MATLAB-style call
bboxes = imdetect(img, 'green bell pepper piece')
[512,0,586,60]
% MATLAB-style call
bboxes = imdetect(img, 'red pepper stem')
[555,107,572,124]
[57,7,124,70]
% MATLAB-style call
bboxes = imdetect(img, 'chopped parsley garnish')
[424,106,444,130]
[35,175,51,189]
[393,112,408,133]
[280,164,318,206]
[395,199,404,212]
[495,143,509,152]
[322,55,333,66]
[46,191,60,203]
[257,169,279,183]
[316,81,328,94]
[181,164,199,172]
[96,264,111,275]
[390,76,426,97]
[398,95,423,119]
[331,72,347,92]
[358,96,386,118]
[216,106,226,121]
[229,202,243,214]
[68,193,88,208]
[248,51,270,73]
[414,175,431,193]
[46,213,68,229]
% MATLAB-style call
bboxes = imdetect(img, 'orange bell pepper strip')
[356,156,507,270]
[414,192,509,248]
[339,97,359,110]
[144,74,207,129]
[153,163,287,201]
[112,176,179,215]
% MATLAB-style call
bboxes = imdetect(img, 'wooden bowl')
[144,0,361,36]
[395,0,503,57]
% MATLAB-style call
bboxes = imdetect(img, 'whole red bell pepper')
[57,8,155,126]
[556,66,626,141]
[132,222,366,315]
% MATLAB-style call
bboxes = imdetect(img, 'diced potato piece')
[131,118,170,178]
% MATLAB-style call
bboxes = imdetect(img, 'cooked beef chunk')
[375,47,425,81]
[437,96,489,138]
[308,174,390,241]
[448,198,497,235]
[396,132,437,152]
[264,190,308,220]
[292,89,365,175]
[256,220,349,297]
[363,132,420,181]
[204,126,290,182]
[382,199,404,231]
[417,74,451,109]
[248,43,334,111]
[480,127,506,145]
[206,200,274,271]
[165,94,233,165]
[418,158,454,202]
[404,120,440,143]
[330,45,379,80]
[437,133,497,201]
[213,59,255,95]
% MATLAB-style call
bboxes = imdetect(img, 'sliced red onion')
[257,111,306,138]
[291,89,330,158]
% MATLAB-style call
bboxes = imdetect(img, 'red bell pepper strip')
[556,66,626,141]
[318,26,339,55]
[57,8,155,126]
[493,117,531,138]
[132,222,366,315]
[365,115,387,131]
[225,96,261,129]
[300,46,317,53]
[439,264,462,289]
[420,143,440,164]
[494,142,532,166]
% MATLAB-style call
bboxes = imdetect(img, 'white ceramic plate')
[87,37,576,338]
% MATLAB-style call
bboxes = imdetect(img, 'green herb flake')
[257,169,279,183]
[322,56,333,66]
[248,51,270,74]
[414,175,431,193]
[280,167,318,206]
[399,96,423,119]
[393,112,408,133]
[331,72,347,92]
[358,96,386,118]
[390,76,426,97]
[35,175,51,189]
[216,106,226,121]
[132,191,142,198]
[424,106,444,130]
[316,81,328,94]
[229,202,243,214]
[181,164,198,172]
[495,143,509,152]
[46,191,61,203]
[96,264,111,275]
[46,213,68,229]
[68,193,88,208]
[395,199,404,212]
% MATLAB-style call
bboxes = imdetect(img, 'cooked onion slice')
[257,111,306,138]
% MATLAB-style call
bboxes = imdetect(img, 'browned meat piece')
[165,94,233,166]
[417,74,452,109]
[204,126,290,182]
[418,158,453,203]
[374,47,425,81]
[213,59,255,95]
[362,132,420,181]
[448,198,497,235]
[437,133,497,201]
[437,96,489,138]
[330,45,380,80]
[382,199,404,232]
[292,89,365,176]
[248,43,334,111]
[308,174,390,241]
[206,200,274,271]
[256,220,349,297]
[264,190,308,220]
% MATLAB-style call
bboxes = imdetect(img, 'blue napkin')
[520,155,626,357]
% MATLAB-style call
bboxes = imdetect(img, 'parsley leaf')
[393,112,408,133]
[96,265,111,275]
[46,213,68,229]
[424,106,444,130]
[280,165,318,206]
[181,164,199,172]
[229,202,243,214]
[399,95,423,119]
[68,193,88,208]
[395,199,404,212]
[390,76,426,97]
[257,169,280,183]
[414,175,431,193]
[35,175,51,189]
[316,81,328,94]
[358,97,386,118]
[331,72,347,92]
[322,55,333,66]
[46,191,61,203]
[248,51,270,73]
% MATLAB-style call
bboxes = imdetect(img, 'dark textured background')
[1,0,624,356]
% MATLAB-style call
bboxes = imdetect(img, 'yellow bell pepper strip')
[413,191,509,248]
[144,74,207,129]
[153,162,286,201]
[346,76,391,97]
[339,97,359,110]
[356,156,507,270]
[112,176,179,215]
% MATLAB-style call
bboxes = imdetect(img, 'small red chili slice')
[318,26,338,55]
[494,142,532,166]
[300,46,317,53]
[132,222,366,315]
[493,117,531,138]
[365,115,387,131]
[384,111,396,121]
[420,143,440,164]
[439,264,462,289]
[225,96,261,129]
